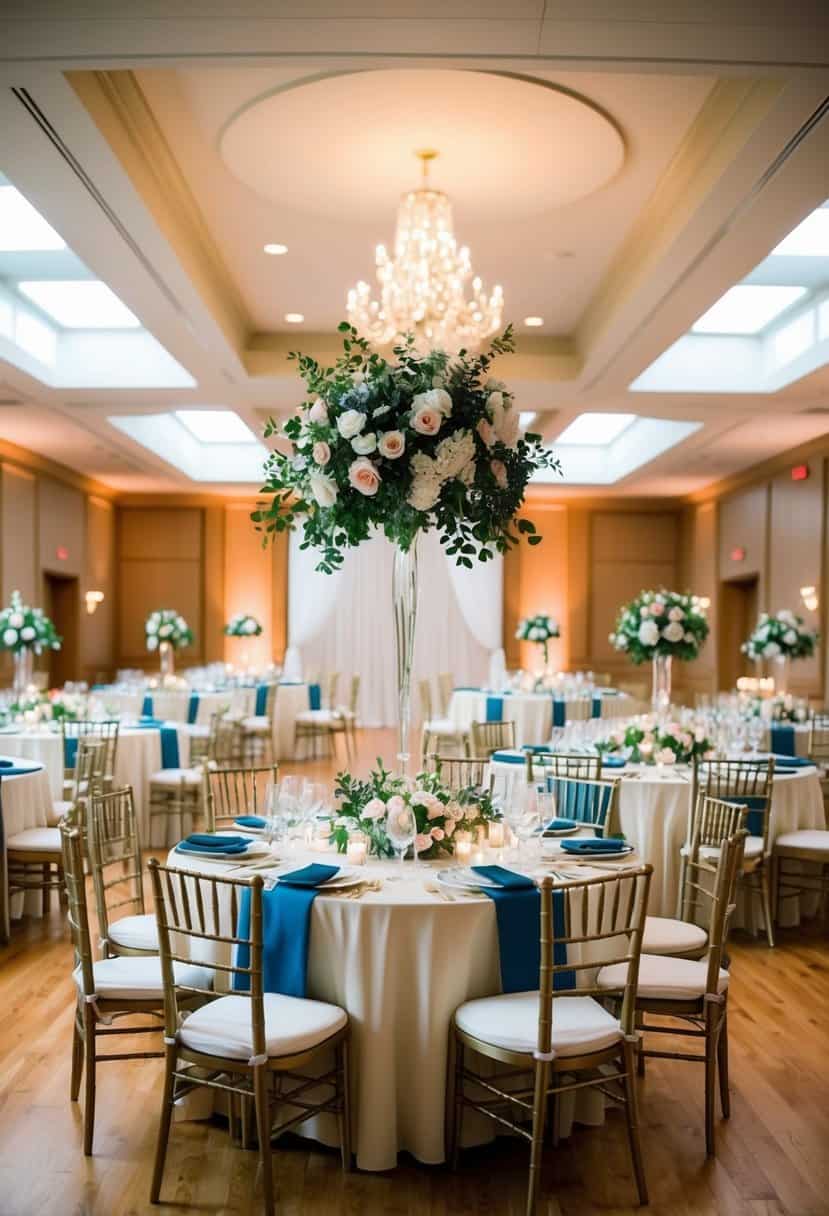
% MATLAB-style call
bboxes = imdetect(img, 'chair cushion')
[241,715,271,732]
[7,827,62,853]
[74,957,213,1001]
[597,954,729,1001]
[774,829,829,858]
[425,718,465,736]
[681,835,764,861]
[642,916,708,957]
[178,992,347,1061]
[48,799,74,827]
[454,992,621,1057]
[150,767,203,787]
[107,913,159,952]
[295,710,337,725]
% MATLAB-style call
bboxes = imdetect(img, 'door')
[718,576,759,691]
[42,573,80,687]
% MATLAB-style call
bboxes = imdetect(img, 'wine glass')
[264,780,281,847]
[386,801,416,875]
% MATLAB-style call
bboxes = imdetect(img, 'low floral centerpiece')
[516,613,560,669]
[145,609,193,678]
[330,760,499,860]
[598,717,714,765]
[609,590,709,710]
[254,323,560,772]
[0,688,85,727]
[742,610,817,695]
[0,590,62,695]
[765,694,810,724]
[224,613,263,638]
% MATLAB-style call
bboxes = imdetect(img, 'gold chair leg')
[41,864,50,917]
[636,1011,646,1077]
[704,1005,718,1157]
[717,1007,730,1119]
[338,1038,353,1171]
[150,1048,177,1203]
[450,1032,463,1170]
[70,1016,83,1102]
[760,866,775,948]
[82,1007,96,1156]
[526,1059,550,1216]
[253,1065,275,1216]
[621,1039,648,1204]
[677,854,688,919]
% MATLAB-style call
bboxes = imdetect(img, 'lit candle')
[346,840,367,866]
[455,834,472,864]
[487,822,505,850]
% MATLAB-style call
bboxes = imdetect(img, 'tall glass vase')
[159,640,175,679]
[12,648,33,698]
[392,537,419,777]
[651,653,672,712]
[772,654,790,696]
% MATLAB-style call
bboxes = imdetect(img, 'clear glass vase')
[392,536,419,777]
[12,647,33,698]
[159,640,175,679]
[651,653,672,712]
[771,654,790,696]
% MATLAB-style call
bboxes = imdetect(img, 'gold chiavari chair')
[469,719,516,757]
[241,682,277,765]
[294,676,361,764]
[61,719,120,796]
[425,753,492,792]
[148,732,205,847]
[88,785,158,957]
[696,757,775,946]
[525,751,601,784]
[542,773,621,838]
[49,736,105,826]
[208,710,245,767]
[419,679,469,760]
[772,717,829,919]
[808,712,829,809]
[329,674,361,763]
[600,830,747,1158]
[61,821,212,1155]
[204,763,279,832]
[437,672,454,717]
[448,866,653,1214]
[147,860,351,1214]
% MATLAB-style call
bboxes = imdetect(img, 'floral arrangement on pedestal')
[0,590,61,656]
[145,609,193,652]
[597,718,714,765]
[610,590,709,663]
[742,611,817,661]
[764,694,810,724]
[331,760,499,860]
[224,613,263,638]
[515,613,560,667]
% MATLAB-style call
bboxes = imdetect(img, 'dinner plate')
[541,824,581,837]
[436,867,506,892]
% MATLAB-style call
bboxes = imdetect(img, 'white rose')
[308,471,338,508]
[657,748,677,765]
[783,630,798,645]
[487,391,504,411]
[20,626,35,641]
[667,607,685,622]
[413,388,452,417]
[337,409,366,440]
[147,635,159,651]
[763,641,781,658]
[684,631,695,643]
[351,432,377,455]
[146,619,158,634]
[377,430,405,459]
[176,617,187,632]
[661,621,685,643]
[638,619,660,647]
[244,619,257,635]
[308,397,329,424]
[9,612,24,629]
[3,627,18,646]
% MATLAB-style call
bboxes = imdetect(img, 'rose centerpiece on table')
[330,759,499,860]
[742,610,817,696]
[145,609,193,678]
[766,694,810,724]
[224,613,263,638]
[598,718,714,765]
[0,589,62,696]
[609,590,709,710]
[515,613,560,668]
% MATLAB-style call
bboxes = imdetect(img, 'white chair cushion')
[425,718,465,736]
[179,992,347,1061]
[74,957,212,1001]
[774,829,829,857]
[107,913,159,952]
[185,724,210,739]
[150,767,203,787]
[48,799,74,827]
[642,916,708,956]
[597,954,729,1001]
[454,992,622,1057]
[295,709,337,725]
[7,827,62,853]
[681,835,764,861]
[241,715,271,732]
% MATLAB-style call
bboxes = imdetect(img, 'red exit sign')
[791,464,809,481]
[55,546,69,561]
[730,547,746,562]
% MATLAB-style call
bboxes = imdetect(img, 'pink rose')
[650,602,665,616]
[415,833,432,854]
[363,797,386,821]
[348,457,381,497]
[309,398,329,424]
[477,418,495,446]
[412,407,442,436]
[444,818,456,837]
[386,795,405,816]
[426,800,444,820]
[378,430,405,459]
[490,459,508,489]
[430,826,445,842]
[312,440,331,466]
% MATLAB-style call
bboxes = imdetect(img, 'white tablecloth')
[1,757,53,920]
[273,682,312,760]
[448,689,630,746]
[96,688,253,725]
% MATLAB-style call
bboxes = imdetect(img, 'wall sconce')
[800,585,819,613]
[85,590,105,615]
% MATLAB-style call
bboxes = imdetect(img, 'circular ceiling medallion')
[219,70,625,222]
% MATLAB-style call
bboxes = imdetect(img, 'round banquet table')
[490,754,825,924]
[94,687,254,725]
[272,681,313,760]
[0,756,53,922]
[448,688,631,747]
[164,847,626,1171]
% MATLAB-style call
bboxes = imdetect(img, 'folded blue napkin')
[254,684,269,716]
[187,693,200,725]
[770,724,795,756]
[486,695,503,722]
[186,833,248,848]
[308,683,322,711]
[560,837,626,854]
[545,818,577,832]
[771,754,812,768]
[591,696,603,719]
[602,756,626,769]
[176,839,249,856]
[64,737,78,767]
[235,815,268,829]
[234,863,339,997]
[552,698,566,727]
[492,750,525,766]
[522,744,553,755]
[141,694,154,717]
[135,719,181,768]
[472,865,574,992]
[0,758,44,776]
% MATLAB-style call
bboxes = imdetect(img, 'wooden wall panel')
[680,502,717,695]
[223,503,271,667]
[505,505,568,671]
[1,464,37,603]
[38,477,84,578]
[82,497,115,680]
[119,508,202,561]
[117,507,203,665]
[768,466,823,692]
[272,530,289,662]
[590,512,677,664]
[718,484,767,587]
[203,506,225,663]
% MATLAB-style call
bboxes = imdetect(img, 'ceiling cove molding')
[65,69,251,356]
[684,434,829,507]
[0,440,117,500]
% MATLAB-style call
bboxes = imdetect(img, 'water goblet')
[386,802,416,876]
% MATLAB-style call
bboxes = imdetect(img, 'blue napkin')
[176,839,249,856]
[235,815,268,829]
[136,720,180,768]
[141,694,154,717]
[771,754,812,768]
[255,684,269,716]
[185,833,248,848]
[0,758,43,776]
[602,756,626,769]
[486,695,503,722]
[545,818,577,831]
[560,837,626,854]
[492,750,525,766]
[308,683,322,711]
[770,724,795,756]
[552,698,566,727]
[64,736,78,767]
[453,686,481,692]
[522,744,553,755]
[591,696,603,719]
[187,693,200,725]
[724,795,768,838]
[234,863,339,997]
[472,865,574,993]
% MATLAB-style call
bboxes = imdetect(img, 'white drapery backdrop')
[288,529,502,726]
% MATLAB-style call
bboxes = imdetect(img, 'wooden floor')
[1,729,828,1216]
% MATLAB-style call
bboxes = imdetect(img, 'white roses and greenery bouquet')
[766,694,810,723]
[598,717,714,765]
[0,590,61,655]
[0,688,85,726]
[224,612,263,638]
[145,609,193,652]
[610,590,709,664]
[253,324,560,574]
[516,613,560,666]
[331,759,499,860]
[742,610,817,661]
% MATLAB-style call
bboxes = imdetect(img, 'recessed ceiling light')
[263,243,288,256]
[519,412,537,429]
[284,312,304,323]
[691,285,807,335]
[772,206,829,257]
[17,280,140,329]
[524,316,544,327]
[0,186,66,251]
[557,412,637,446]
[175,410,258,444]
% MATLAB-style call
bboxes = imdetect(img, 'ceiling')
[0,1,828,497]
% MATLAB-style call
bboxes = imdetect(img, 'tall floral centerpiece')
[0,590,62,696]
[145,609,193,678]
[742,610,817,695]
[254,323,559,772]
[515,613,560,671]
[224,613,263,639]
[609,590,709,711]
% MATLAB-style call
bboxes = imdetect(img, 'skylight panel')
[772,206,829,257]
[556,412,636,446]
[0,186,66,251]
[17,280,140,329]
[175,410,258,444]
[691,285,806,335]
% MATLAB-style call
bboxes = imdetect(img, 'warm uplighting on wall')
[85,590,105,615]
[737,676,775,694]
[800,585,819,612]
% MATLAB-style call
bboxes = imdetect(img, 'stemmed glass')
[504,785,542,866]
[385,801,416,876]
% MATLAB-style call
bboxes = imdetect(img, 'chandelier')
[346,150,504,353]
